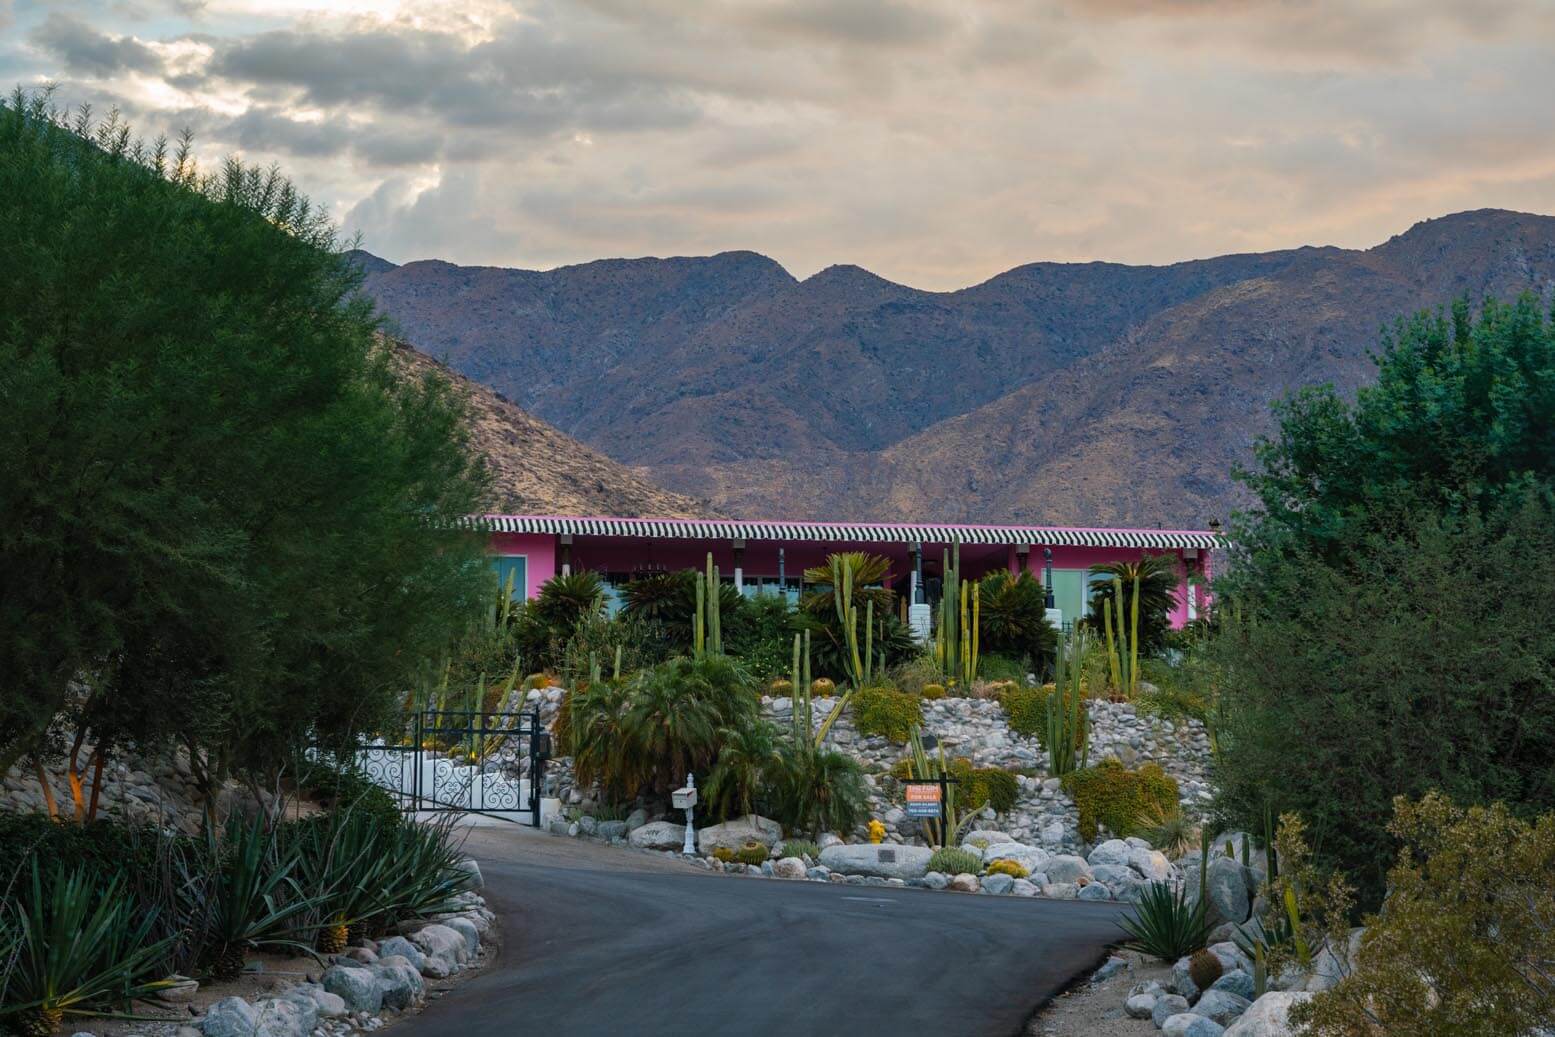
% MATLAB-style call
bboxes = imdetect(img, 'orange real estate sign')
[904,782,942,819]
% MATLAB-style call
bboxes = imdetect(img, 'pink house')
[484,515,1218,631]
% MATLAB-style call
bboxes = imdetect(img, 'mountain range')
[356,209,1555,527]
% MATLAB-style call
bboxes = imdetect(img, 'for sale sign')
[904,782,942,819]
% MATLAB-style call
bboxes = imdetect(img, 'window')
[1048,569,1087,630]
[492,555,527,601]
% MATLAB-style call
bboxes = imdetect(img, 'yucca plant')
[186,814,320,981]
[368,818,475,928]
[1118,880,1208,962]
[285,810,396,954]
[0,863,178,1036]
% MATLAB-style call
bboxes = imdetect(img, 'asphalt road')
[401,824,1130,1037]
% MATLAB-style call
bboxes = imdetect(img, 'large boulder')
[1124,992,1157,1019]
[818,843,932,880]
[696,815,782,854]
[376,936,426,972]
[408,923,467,978]
[980,842,1050,874]
[1091,863,1140,894]
[981,872,1015,895]
[1078,882,1113,901]
[628,820,687,851]
[1306,928,1364,992]
[453,857,484,889]
[624,807,649,831]
[1201,856,1254,928]
[961,830,1014,851]
[200,998,259,1037]
[771,856,806,879]
[1193,989,1252,1026]
[1087,839,1132,867]
[1154,994,1190,1028]
[1043,854,1093,884]
[371,961,424,1011]
[322,965,383,1013]
[1163,1014,1226,1037]
[1211,970,1257,1002]
[441,916,481,957]
[1222,992,1313,1037]
[1129,846,1173,881]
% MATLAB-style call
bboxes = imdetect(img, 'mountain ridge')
[353,208,1555,526]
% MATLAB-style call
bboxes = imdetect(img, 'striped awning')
[473,515,1221,551]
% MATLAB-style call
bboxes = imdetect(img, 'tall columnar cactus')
[936,542,978,683]
[1102,571,1142,698]
[694,552,723,658]
[1045,630,1089,776]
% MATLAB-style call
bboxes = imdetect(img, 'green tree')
[1234,295,1555,566]
[0,92,490,804]
[1213,500,1555,909]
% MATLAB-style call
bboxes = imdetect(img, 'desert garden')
[3,90,1554,1037]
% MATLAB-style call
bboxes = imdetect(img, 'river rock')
[409,923,468,972]
[1154,994,1190,1028]
[371,961,424,1011]
[442,916,481,957]
[628,820,686,850]
[201,997,259,1037]
[322,965,383,1013]
[1125,993,1157,1018]
[1202,856,1253,927]
[376,936,426,971]
[1193,988,1252,1025]
[1129,847,1172,881]
[1088,839,1132,867]
[771,856,806,879]
[453,857,484,889]
[923,870,949,890]
[981,872,1015,895]
[1222,992,1312,1036]
[696,815,782,853]
[1211,969,1257,1002]
[1077,881,1112,901]
[1164,1014,1226,1037]
[949,872,979,892]
[818,843,932,880]
[596,820,627,841]
[1043,854,1093,884]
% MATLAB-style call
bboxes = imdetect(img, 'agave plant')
[285,810,398,953]
[0,863,177,1036]
[1118,880,1208,962]
[185,814,321,981]
[368,818,475,928]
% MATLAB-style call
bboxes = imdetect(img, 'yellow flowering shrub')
[986,858,1029,879]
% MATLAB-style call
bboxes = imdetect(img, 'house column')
[732,539,745,593]
[907,541,931,644]
[559,534,572,577]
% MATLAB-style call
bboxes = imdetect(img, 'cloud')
[31,12,166,77]
[7,0,1555,289]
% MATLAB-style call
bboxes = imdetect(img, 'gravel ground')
[1026,950,1173,1037]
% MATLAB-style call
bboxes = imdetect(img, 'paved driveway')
[402,825,1128,1037]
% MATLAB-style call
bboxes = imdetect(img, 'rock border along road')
[399,824,1130,1037]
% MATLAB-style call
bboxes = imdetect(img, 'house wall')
[494,529,1209,630]
[488,532,556,601]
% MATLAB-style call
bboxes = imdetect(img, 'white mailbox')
[672,785,698,810]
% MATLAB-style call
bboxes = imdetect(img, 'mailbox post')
[672,774,699,855]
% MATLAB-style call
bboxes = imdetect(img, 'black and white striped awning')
[471,515,1221,551]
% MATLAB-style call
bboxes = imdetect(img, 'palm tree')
[1086,554,1180,654]
[978,570,1058,672]
[706,722,782,821]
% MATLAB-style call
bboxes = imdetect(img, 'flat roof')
[477,515,1221,551]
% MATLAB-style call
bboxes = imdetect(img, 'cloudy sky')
[7,0,1555,289]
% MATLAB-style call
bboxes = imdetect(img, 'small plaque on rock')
[878,848,896,863]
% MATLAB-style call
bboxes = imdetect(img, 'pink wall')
[488,532,556,601]
[498,530,1209,628]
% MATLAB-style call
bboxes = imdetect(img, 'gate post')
[528,708,546,828]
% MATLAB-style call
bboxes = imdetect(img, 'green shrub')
[920,683,947,700]
[1294,793,1555,1037]
[852,686,922,743]
[1120,881,1207,961]
[944,759,1020,816]
[1062,759,1179,842]
[0,814,168,902]
[888,654,944,697]
[767,742,869,838]
[297,759,402,831]
[998,684,1046,738]
[777,839,820,860]
[927,846,982,875]
[976,652,1030,685]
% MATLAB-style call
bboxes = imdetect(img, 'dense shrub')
[0,814,169,901]
[851,686,922,743]
[997,684,1046,738]
[767,742,869,838]
[1062,759,1178,842]
[951,762,1019,815]
[1293,793,1555,1036]
[887,655,944,698]
[296,760,402,831]
[776,839,820,860]
[571,654,760,802]
[985,858,1028,879]
[927,846,982,875]
[1212,501,1555,909]
[977,572,1057,672]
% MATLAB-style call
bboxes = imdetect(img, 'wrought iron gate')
[357,708,550,826]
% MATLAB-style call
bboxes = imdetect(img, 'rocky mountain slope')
[392,342,716,518]
[356,209,1555,526]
